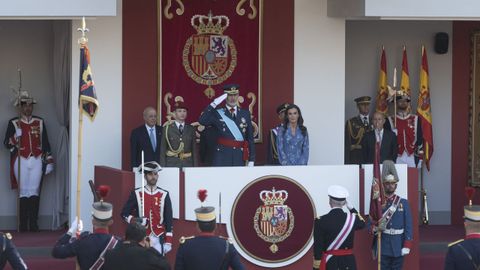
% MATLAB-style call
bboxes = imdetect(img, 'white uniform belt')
[383,228,404,235]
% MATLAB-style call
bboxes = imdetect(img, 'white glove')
[247,161,254,167]
[416,160,423,169]
[392,128,398,135]
[401,247,410,256]
[210,93,228,108]
[163,243,172,254]
[45,163,54,175]
[15,129,22,137]
[346,200,354,210]
[139,217,149,227]
[68,217,83,235]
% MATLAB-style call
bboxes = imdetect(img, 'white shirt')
[226,105,237,115]
[145,124,156,133]
[175,121,185,130]
[359,114,369,125]
[375,129,384,143]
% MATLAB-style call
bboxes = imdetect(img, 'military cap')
[328,185,349,201]
[276,103,290,115]
[465,205,480,222]
[354,96,371,104]
[195,206,216,222]
[138,161,162,173]
[13,90,37,107]
[382,160,399,183]
[174,100,188,111]
[223,84,240,95]
[395,90,411,101]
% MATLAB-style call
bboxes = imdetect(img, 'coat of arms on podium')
[253,188,294,253]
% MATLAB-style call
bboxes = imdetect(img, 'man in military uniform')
[130,107,162,169]
[52,192,120,270]
[345,96,373,164]
[313,185,365,270]
[372,161,413,270]
[0,232,27,269]
[160,101,196,168]
[3,91,54,232]
[267,102,289,165]
[198,84,255,167]
[385,92,423,168]
[121,161,173,255]
[444,204,480,269]
[103,221,170,270]
[175,203,244,270]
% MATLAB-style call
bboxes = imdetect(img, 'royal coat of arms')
[182,12,237,98]
[253,187,294,253]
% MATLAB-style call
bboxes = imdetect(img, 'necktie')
[230,107,235,118]
[376,130,382,143]
[179,124,184,134]
[149,128,156,150]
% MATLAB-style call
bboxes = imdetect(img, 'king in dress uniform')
[3,91,54,232]
[267,102,289,165]
[198,84,255,167]
[160,100,196,168]
[345,96,373,165]
[52,187,121,270]
[0,232,27,270]
[444,195,480,270]
[121,161,173,255]
[385,92,423,168]
[175,191,244,270]
[313,185,366,270]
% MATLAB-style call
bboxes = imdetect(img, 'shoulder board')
[448,239,464,247]
[179,236,194,244]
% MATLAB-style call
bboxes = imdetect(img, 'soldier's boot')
[29,196,40,232]
[19,197,28,232]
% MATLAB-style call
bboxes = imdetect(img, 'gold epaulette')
[448,239,464,247]
[179,236,194,244]
[356,213,365,222]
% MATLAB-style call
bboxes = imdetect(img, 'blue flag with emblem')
[79,44,99,120]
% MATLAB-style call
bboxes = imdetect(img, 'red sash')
[217,137,249,161]
[320,249,353,270]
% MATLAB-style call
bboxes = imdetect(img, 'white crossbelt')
[382,228,404,235]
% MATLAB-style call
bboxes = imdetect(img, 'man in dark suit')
[345,96,373,165]
[160,101,196,168]
[198,84,255,167]
[444,204,480,270]
[313,185,365,270]
[362,112,397,164]
[103,221,170,270]
[130,107,162,169]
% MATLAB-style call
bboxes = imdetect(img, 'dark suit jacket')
[103,242,170,270]
[130,124,162,169]
[362,129,398,164]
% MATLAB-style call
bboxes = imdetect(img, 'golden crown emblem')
[259,188,288,206]
[191,12,230,35]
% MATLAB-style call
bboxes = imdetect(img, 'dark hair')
[198,220,216,232]
[282,104,307,137]
[125,221,147,243]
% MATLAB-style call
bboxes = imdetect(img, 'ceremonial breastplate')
[17,118,43,158]
[138,189,166,236]
[394,115,417,155]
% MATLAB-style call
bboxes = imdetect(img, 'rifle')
[89,180,99,202]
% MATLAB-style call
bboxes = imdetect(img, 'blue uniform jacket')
[373,195,413,257]
[174,233,244,270]
[444,236,480,270]
[198,105,255,166]
[0,233,27,270]
[51,230,120,270]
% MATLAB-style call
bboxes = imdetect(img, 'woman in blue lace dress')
[276,104,309,165]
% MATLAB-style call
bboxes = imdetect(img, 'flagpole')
[393,67,397,128]
[141,151,145,217]
[16,69,22,232]
[377,232,381,270]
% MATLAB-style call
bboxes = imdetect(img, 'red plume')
[197,189,208,203]
[98,185,111,200]
[466,187,476,201]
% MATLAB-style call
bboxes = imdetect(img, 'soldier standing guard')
[313,185,365,270]
[267,102,289,165]
[3,91,54,232]
[0,232,28,269]
[198,84,255,166]
[345,96,373,165]
[121,161,173,255]
[160,100,196,168]
[52,186,120,270]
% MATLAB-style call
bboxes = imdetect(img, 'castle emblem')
[253,187,294,253]
[182,12,237,98]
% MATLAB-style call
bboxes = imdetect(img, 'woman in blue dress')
[276,104,309,165]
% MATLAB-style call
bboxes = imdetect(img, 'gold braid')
[165,122,185,156]
[347,119,365,148]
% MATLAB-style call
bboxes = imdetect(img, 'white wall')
[0,0,116,17]
[0,21,61,229]
[345,20,452,224]
[295,0,346,165]
[365,0,480,18]
[69,3,122,230]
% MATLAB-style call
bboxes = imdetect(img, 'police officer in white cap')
[313,185,365,270]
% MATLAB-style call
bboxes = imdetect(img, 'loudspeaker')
[435,32,449,54]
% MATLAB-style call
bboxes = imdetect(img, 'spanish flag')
[375,47,388,114]
[400,45,411,97]
[79,44,99,121]
[417,46,434,171]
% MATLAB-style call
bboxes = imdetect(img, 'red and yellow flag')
[375,47,388,114]
[400,46,411,97]
[417,46,434,170]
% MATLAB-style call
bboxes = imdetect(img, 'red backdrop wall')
[122,0,294,170]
